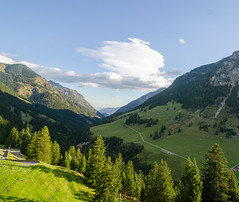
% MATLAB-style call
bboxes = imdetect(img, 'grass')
[0,161,95,201]
[91,102,239,181]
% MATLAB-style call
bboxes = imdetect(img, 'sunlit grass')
[0,162,95,201]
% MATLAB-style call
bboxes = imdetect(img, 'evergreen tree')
[94,156,121,201]
[20,127,31,155]
[79,154,86,173]
[85,136,106,187]
[115,153,125,193]
[6,127,20,148]
[227,170,239,201]
[122,160,136,199]
[64,151,71,169]
[75,148,82,171]
[201,144,232,201]
[51,141,60,165]
[27,132,37,159]
[176,158,202,202]
[34,126,52,163]
[146,160,175,202]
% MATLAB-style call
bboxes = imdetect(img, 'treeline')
[126,113,158,127]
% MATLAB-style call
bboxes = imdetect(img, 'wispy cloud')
[0,38,182,90]
[178,38,185,44]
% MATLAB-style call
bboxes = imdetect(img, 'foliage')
[201,144,239,201]
[176,158,202,202]
[145,160,175,201]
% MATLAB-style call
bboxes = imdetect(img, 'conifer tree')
[64,151,71,169]
[122,160,136,199]
[79,154,86,173]
[51,141,60,165]
[6,127,20,148]
[95,156,121,201]
[85,136,106,187]
[201,144,232,201]
[27,132,37,159]
[115,153,125,192]
[34,126,52,163]
[146,160,175,201]
[20,127,31,155]
[75,147,82,170]
[227,170,239,201]
[176,158,202,202]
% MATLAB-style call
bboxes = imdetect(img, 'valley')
[91,101,239,181]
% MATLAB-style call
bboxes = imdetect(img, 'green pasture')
[91,102,239,180]
[0,161,94,201]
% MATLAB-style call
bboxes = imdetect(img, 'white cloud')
[77,38,173,89]
[0,38,180,90]
[179,38,185,44]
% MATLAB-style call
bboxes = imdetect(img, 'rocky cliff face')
[211,51,239,87]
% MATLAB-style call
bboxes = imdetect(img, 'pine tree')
[6,127,20,148]
[122,160,136,199]
[27,132,37,159]
[176,158,202,202]
[75,148,82,171]
[51,141,60,165]
[20,127,31,155]
[34,126,52,163]
[227,170,239,201]
[115,153,125,193]
[79,154,86,173]
[94,156,121,201]
[85,136,106,187]
[146,160,175,202]
[64,151,71,169]
[201,144,232,201]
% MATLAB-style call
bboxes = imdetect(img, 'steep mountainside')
[115,88,165,114]
[0,63,99,118]
[142,51,239,111]
[49,80,97,113]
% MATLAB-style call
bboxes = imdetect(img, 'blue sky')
[0,1,239,109]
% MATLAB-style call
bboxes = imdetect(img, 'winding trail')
[126,124,189,162]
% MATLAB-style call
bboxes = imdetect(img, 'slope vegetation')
[0,160,94,201]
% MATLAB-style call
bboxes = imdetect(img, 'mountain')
[141,51,239,111]
[49,80,97,113]
[114,88,165,114]
[0,62,101,148]
[98,107,120,117]
[91,51,239,181]
[0,63,99,118]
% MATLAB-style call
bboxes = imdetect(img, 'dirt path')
[0,150,8,160]
[0,148,39,166]
[126,124,189,162]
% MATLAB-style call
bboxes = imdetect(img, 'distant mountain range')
[114,88,165,114]
[98,107,120,117]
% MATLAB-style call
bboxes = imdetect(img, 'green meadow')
[91,102,239,180]
[0,160,95,201]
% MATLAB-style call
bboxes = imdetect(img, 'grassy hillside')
[0,160,95,201]
[91,101,239,181]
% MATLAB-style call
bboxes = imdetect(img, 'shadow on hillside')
[0,195,36,201]
[27,165,95,201]
[74,191,94,201]
[28,164,85,184]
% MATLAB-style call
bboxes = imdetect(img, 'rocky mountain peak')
[230,50,239,60]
